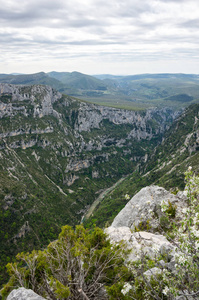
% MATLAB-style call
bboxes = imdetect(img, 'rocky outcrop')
[65,159,91,173]
[0,83,62,119]
[111,185,187,231]
[105,226,175,262]
[64,174,80,186]
[105,185,188,273]
[105,181,197,300]
[0,127,53,139]
[7,287,46,300]
[12,221,31,241]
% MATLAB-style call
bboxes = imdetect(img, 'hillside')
[48,71,108,93]
[0,83,176,286]
[0,72,63,91]
[85,103,199,228]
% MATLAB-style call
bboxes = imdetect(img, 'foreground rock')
[7,287,46,300]
[105,226,175,262]
[111,185,186,231]
[105,185,188,274]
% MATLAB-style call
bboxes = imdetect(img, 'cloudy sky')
[0,0,199,75]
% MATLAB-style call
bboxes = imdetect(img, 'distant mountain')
[48,71,108,91]
[94,73,199,80]
[10,73,24,75]
[0,72,64,90]
[1,72,199,110]
[93,74,124,80]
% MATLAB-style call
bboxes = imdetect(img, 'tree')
[1,225,130,299]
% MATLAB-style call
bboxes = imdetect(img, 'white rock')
[111,185,185,231]
[105,226,132,243]
[7,287,46,300]
[106,227,174,261]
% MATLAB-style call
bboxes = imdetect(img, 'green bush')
[1,225,130,300]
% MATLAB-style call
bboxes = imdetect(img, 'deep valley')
[0,75,198,291]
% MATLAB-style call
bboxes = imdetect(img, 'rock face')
[0,84,178,191]
[0,83,178,158]
[111,185,186,231]
[7,287,46,300]
[75,103,176,136]
[0,83,177,139]
[0,84,62,120]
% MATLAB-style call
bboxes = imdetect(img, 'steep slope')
[85,103,199,228]
[0,83,176,285]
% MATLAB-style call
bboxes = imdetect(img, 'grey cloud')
[0,16,104,30]
[0,0,103,28]
[0,0,63,18]
[64,39,126,46]
[180,19,199,28]
[114,1,152,18]
[0,32,30,44]
[31,37,126,46]
[0,29,126,48]
[0,0,153,30]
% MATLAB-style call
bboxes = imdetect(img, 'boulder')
[111,185,186,231]
[7,287,46,300]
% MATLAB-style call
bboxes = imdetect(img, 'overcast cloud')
[0,0,199,75]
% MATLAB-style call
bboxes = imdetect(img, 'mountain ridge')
[1,71,199,110]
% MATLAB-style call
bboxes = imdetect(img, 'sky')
[0,0,199,75]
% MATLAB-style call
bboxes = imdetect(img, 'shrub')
[1,226,130,300]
